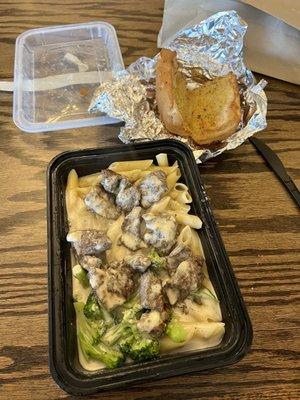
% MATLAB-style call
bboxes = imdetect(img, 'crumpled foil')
[89,10,267,163]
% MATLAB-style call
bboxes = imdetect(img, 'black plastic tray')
[47,139,252,395]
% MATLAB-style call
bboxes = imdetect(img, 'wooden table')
[0,1,299,399]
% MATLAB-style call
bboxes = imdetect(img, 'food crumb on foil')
[89,10,267,163]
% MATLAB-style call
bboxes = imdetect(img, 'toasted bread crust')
[155,49,190,137]
[156,49,242,145]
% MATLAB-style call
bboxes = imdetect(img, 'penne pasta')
[159,330,194,353]
[134,166,179,186]
[177,190,192,204]
[149,196,171,214]
[106,215,132,263]
[106,215,124,242]
[172,211,202,229]
[67,169,79,190]
[109,159,153,172]
[202,276,217,296]
[192,322,225,341]
[184,299,222,323]
[156,153,169,167]
[149,165,178,175]
[78,172,101,187]
[173,307,198,324]
[170,190,191,204]
[66,188,78,217]
[170,183,193,204]
[77,187,91,198]
[115,169,143,182]
[190,228,205,258]
[169,199,191,213]
[177,226,192,247]
[175,182,189,192]
[106,242,131,263]
[66,170,80,221]
[167,169,181,191]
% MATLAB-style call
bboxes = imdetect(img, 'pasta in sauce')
[66,154,225,371]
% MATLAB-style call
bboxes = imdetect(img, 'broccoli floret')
[83,292,113,337]
[102,295,160,362]
[103,295,142,346]
[149,248,166,272]
[75,302,100,344]
[166,317,189,343]
[73,265,89,288]
[78,331,125,369]
[102,322,132,346]
[84,292,113,323]
[84,292,103,320]
[119,334,159,361]
[74,302,124,369]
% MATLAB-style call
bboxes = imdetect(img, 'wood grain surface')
[0,1,299,399]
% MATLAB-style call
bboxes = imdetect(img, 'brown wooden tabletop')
[0,1,299,399]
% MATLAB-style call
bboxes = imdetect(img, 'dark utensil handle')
[284,179,300,208]
[250,137,300,209]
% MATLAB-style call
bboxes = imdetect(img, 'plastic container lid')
[13,22,124,133]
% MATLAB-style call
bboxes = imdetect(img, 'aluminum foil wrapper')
[89,10,267,163]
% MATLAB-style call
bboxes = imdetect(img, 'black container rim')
[47,139,252,395]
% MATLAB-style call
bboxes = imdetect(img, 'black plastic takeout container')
[47,139,252,395]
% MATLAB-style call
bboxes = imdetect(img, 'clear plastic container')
[13,22,124,133]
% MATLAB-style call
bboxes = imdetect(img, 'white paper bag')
[158,0,300,85]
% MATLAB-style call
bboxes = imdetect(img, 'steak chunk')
[84,186,119,219]
[138,170,168,208]
[116,178,140,213]
[142,212,177,255]
[100,169,123,195]
[67,230,111,256]
[139,271,164,311]
[88,262,134,311]
[124,253,151,273]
